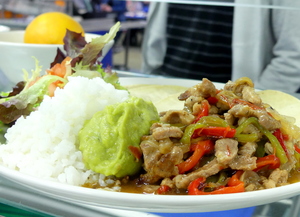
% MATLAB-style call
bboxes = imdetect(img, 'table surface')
[0,17,147,32]
[80,18,147,32]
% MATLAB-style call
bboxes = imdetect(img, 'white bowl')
[0,25,10,32]
[0,31,114,90]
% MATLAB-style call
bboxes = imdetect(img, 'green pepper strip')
[295,152,300,169]
[234,133,259,143]
[294,145,300,169]
[235,117,288,164]
[200,116,229,127]
[180,116,230,145]
[216,171,228,185]
[180,123,206,145]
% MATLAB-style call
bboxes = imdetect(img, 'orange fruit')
[24,12,84,44]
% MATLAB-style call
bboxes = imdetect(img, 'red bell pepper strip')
[232,98,263,110]
[253,154,280,172]
[192,126,236,139]
[228,170,244,186]
[187,172,245,195]
[177,140,214,174]
[128,146,142,162]
[207,96,218,105]
[192,100,210,123]
[156,185,171,194]
[295,145,300,154]
[272,129,289,159]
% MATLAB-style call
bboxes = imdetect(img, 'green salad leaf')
[0,22,122,126]
[0,121,9,144]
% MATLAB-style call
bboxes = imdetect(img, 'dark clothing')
[159,4,234,83]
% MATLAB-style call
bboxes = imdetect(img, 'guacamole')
[78,96,159,177]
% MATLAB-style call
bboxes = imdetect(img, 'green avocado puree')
[78,96,159,177]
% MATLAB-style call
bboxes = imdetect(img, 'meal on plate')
[1,23,300,196]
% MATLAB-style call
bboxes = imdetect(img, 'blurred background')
[0,0,148,72]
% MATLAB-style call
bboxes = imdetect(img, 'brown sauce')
[82,169,300,195]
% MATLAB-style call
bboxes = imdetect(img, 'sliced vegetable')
[254,154,280,172]
[192,100,209,123]
[0,75,66,124]
[187,171,245,195]
[255,141,266,157]
[47,56,72,78]
[128,146,142,161]
[272,129,289,159]
[181,116,231,145]
[295,144,300,154]
[0,121,9,143]
[207,96,218,105]
[232,98,263,110]
[235,117,288,164]
[177,140,214,174]
[0,22,122,125]
[199,116,229,127]
[180,123,206,145]
[156,185,171,194]
[294,148,300,169]
[192,126,236,139]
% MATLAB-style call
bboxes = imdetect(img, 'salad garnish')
[0,22,121,130]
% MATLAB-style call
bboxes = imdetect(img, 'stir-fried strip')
[235,117,288,164]
[255,142,266,157]
[192,100,209,123]
[180,123,206,145]
[272,129,290,159]
[192,126,236,139]
[199,116,229,127]
[207,96,218,105]
[295,145,300,154]
[181,116,230,145]
[253,154,280,172]
[177,140,214,174]
[187,171,245,195]
[156,185,171,194]
[235,133,260,143]
[128,146,142,162]
[294,145,300,169]
[232,98,263,110]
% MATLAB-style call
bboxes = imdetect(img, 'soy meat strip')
[138,77,299,195]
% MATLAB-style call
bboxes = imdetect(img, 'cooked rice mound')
[0,76,129,186]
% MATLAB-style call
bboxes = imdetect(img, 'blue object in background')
[100,47,113,68]
[151,207,256,217]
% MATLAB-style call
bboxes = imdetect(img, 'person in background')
[142,0,300,93]
[100,0,127,22]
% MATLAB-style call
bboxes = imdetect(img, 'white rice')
[0,76,129,186]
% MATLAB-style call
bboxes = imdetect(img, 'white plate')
[0,77,299,213]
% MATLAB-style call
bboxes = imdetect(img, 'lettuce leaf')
[72,63,125,90]
[0,22,121,125]
[80,22,120,67]
[0,121,9,144]
[0,74,66,124]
